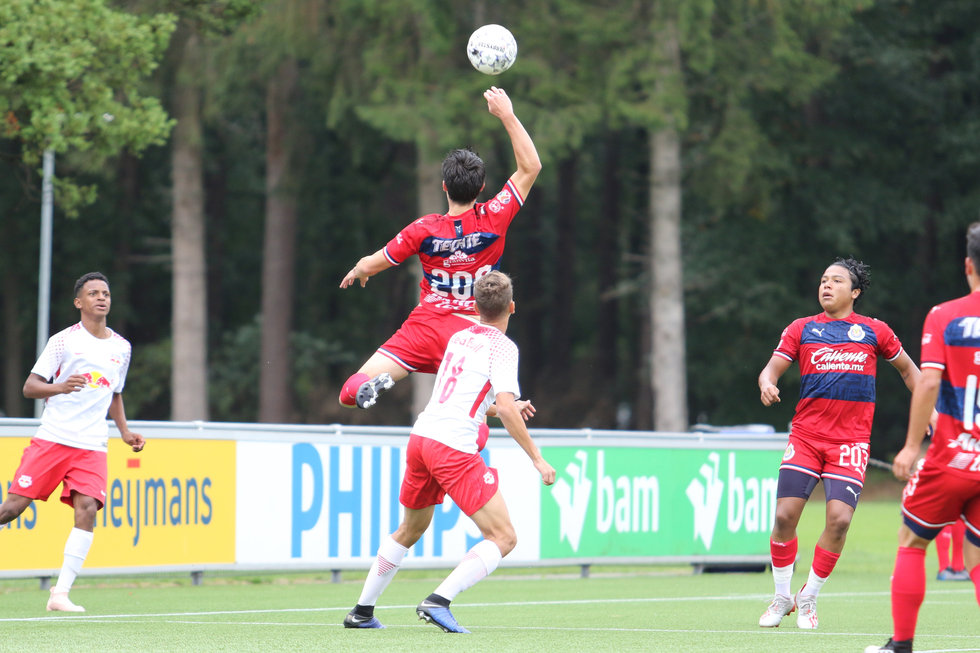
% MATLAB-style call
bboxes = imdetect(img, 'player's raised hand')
[484,86,514,120]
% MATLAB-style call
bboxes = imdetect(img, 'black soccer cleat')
[355,373,395,409]
[343,610,385,629]
[863,638,912,653]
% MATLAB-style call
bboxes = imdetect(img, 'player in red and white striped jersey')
[338,86,541,411]
[867,223,980,653]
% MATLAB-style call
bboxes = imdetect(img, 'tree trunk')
[258,58,299,423]
[552,155,577,367]
[1,213,22,416]
[649,19,688,432]
[171,32,209,421]
[411,137,442,419]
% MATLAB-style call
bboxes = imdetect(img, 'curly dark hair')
[832,257,870,305]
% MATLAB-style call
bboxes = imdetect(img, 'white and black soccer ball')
[466,24,517,76]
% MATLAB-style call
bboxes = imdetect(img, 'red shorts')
[378,305,477,374]
[779,435,869,486]
[9,439,107,509]
[400,434,499,516]
[902,458,980,543]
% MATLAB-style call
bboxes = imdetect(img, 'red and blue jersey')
[383,180,524,316]
[774,312,903,443]
[919,291,980,479]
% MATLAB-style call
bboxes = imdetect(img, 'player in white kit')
[0,272,145,612]
[344,270,555,633]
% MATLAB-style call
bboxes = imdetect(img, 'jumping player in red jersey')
[338,86,541,410]
[866,224,980,653]
[342,271,555,633]
[757,258,921,630]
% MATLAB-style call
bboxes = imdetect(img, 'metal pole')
[35,148,54,418]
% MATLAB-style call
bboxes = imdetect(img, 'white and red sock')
[356,536,408,607]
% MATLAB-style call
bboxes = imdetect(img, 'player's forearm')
[108,394,131,434]
[23,375,63,399]
[355,251,391,277]
[502,115,542,177]
[904,380,939,449]
[499,406,545,464]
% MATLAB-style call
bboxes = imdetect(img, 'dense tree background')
[2,0,978,463]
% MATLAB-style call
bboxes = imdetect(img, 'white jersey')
[32,322,132,452]
[412,324,520,453]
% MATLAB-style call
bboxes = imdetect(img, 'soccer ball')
[466,24,517,75]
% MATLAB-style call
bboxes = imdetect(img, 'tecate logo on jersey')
[809,347,869,372]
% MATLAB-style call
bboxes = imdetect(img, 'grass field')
[1,487,977,652]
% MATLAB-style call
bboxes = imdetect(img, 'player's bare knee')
[489,527,517,556]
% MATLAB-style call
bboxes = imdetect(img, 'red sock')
[340,373,370,407]
[951,520,966,571]
[770,537,798,568]
[971,565,980,607]
[891,546,926,642]
[936,525,953,569]
[811,545,841,578]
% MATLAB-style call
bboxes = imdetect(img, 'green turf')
[0,496,976,652]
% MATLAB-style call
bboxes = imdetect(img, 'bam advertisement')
[0,437,235,570]
[542,447,779,558]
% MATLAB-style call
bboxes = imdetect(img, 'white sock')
[356,536,408,606]
[799,568,828,597]
[433,539,502,601]
[54,528,93,593]
[772,563,793,597]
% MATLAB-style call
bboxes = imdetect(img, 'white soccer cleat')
[758,593,794,627]
[795,590,817,629]
[46,589,85,612]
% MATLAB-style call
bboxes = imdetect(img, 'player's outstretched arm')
[109,393,144,452]
[339,249,393,289]
[484,86,541,201]
[495,393,555,485]
[758,355,791,406]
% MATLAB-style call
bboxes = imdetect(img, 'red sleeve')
[382,217,433,265]
[773,319,801,362]
[873,319,904,361]
[920,305,947,369]
[478,180,524,232]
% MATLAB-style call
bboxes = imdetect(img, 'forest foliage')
[2,0,979,460]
